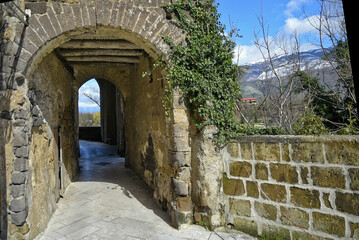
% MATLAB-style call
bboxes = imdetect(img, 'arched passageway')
[0,1,193,238]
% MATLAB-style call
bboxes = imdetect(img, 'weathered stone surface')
[176,196,192,212]
[322,192,332,209]
[227,142,239,158]
[253,143,280,161]
[280,206,309,229]
[11,184,25,198]
[15,146,29,158]
[11,172,27,185]
[290,187,320,209]
[229,199,251,217]
[300,166,309,184]
[270,163,298,184]
[349,168,359,190]
[25,2,47,14]
[13,131,27,147]
[229,161,251,177]
[240,143,252,160]
[11,211,28,226]
[311,166,345,189]
[336,192,359,215]
[312,212,345,237]
[262,224,291,240]
[223,176,245,196]
[261,183,286,203]
[246,181,259,198]
[233,218,258,237]
[254,202,277,221]
[10,197,26,213]
[291,142,324,163]
[255,163,268,180]
[325,141,359,166]
[172,178,188,197]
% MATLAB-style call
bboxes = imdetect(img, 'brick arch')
[19,0,184,77]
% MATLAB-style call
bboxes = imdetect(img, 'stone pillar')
[169,89,193,227]
[191,126,225,230]
[98,79,117,145]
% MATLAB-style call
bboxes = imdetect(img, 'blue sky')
[217,0,321,64]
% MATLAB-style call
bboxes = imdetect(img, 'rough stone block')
[10,184,25,198]
[253,143,280,161]
[349,168,359,190]
[291,142,324,163]
[229,161,251,178]
[255,163,268,180]
[240,143,252,160]
[233,218,258,237]
[176,196,192,212]
[15,146,29,158]
[290,187,320,209]
[312,212,345,237]
[229,199,251,217]
[325,141,359,166]
[13,131,27,147]
[311,166,345,189]
[11,172,27,185]
[246,181,259,198]
[270,163,298,184]
[280,206,309,229]
[223,176,245,196]
[227,142,239,158]
[10,197,26,213]
[336,192,359,216]
[254,201,277,221]
[261,183,287,203]
[172,178,188,197]
[11,211,28,226]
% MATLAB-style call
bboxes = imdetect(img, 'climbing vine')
[160,0,243,144]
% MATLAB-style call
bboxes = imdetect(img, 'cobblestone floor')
[36,140,254,240]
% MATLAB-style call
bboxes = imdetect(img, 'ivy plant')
[160,0,243,144]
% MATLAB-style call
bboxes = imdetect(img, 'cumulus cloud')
[283,15,319,35]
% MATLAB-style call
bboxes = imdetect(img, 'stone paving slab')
[36,141,254,240]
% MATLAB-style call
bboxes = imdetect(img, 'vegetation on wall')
[160,0,243,143]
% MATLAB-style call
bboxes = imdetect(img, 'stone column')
[191,126,225,230]
[169,89,193,227]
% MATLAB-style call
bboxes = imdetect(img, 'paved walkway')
[37,140,254,240]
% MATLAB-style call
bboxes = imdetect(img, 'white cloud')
[283,15,319,35]
[285,0,309,17]
[233,44,263,65]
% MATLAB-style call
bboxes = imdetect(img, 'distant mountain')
[239,48,337,99]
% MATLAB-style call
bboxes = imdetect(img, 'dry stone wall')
[223,135,359,239]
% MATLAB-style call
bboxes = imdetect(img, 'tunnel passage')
[1,1,192,239]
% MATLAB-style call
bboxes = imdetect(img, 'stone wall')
[223,135,359,239]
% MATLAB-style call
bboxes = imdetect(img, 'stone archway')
[1,1,192,239]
